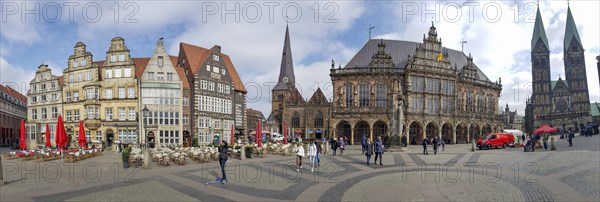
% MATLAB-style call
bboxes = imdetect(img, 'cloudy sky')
[1,0,599,117]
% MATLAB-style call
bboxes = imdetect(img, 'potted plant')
[245,146,254,158]
[122,146,131,168]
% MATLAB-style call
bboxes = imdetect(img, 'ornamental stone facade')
[26,64,63,149]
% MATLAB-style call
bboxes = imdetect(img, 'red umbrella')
[55,115,67,151]
[230,124,235,145]
[45,123,51,148]
[283,121,288,144]
[534,124,557,134]
[19,119,26,150]
[78,121,87,149]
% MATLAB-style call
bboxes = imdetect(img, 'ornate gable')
[308,88,329,105]
[368,39,395,68]
[286,87,306,105]
[459,53,480,80]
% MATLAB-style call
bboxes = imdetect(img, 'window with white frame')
[225,85,230,94]
[105,69,112,79]
[87,107,94,119]
[69,74,74,83]
[148,72,154,80]
[213,55,219,61]
[105,89,113,99]
[124,68,131,77]
[52,107,58,119]
[114,68,122,78]
[221,69,225,75]
[81,59,87,66]
[111,55,117,62]
[96,131,102,141]
[217,83,223,93]
[118,108,125,121]
[206,64,211,71]
[127,87,135,98]
[183,115,189,125]
[119,54,125,62]
[86,71,91,81]
[105,108,112,121]
[157,72,164,80]
[66,110,71,122]
[74,110,80,121]
[77,73,82,82]
[52,93,58,100]
[50,124,56,140]
[201,80,207,89]
[32,109,37,120]
[158,56,164,67]
[128,108,135,121]
[208,82,214,91]
[118,87,125,99]
[41,108,47,119]
[183,97,189,106]
[73,59,79,68]
[73,92,79,101]
[212,66,220,73]
[167,73,173,81]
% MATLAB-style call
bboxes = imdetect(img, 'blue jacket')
[361,135,367,145]
[374,140,383,153]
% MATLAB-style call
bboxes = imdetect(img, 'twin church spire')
[532,3,582,50]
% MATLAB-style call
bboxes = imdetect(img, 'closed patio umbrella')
[78,121,87,149]
[19,120,26,150]
[45,123,51,148]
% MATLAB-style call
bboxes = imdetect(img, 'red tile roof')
[0,84,27,103]
[179,42,246,93]
[131,58,150,79]
[57,76,64,86]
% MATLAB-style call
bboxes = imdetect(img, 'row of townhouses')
[26,37,246,149]
[0,84,28,147]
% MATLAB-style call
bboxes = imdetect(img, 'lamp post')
[142,105,151,169]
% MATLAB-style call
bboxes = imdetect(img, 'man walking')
[432,138,438,155]
[361,134,367,155]
[315,139,322,167]
[374,136,383,166]
[422,138,429,155]
[330,138,338,156]
[568,128,574,147]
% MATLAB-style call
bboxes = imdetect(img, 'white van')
[503,129,524,145]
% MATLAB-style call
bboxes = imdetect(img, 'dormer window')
[119,54,125,62]
[158,56,164,67]
[73,60,79,68]
[80,59,86,66]
[213,55,219,61]
[110,55,117,62]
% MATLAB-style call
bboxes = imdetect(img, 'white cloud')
[0,57,34,95]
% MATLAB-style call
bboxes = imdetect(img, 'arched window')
[345,83,353,107]
[376,83,387,107]
[292,112,300,128]
[314,111,323,128]
[359,82,369,107]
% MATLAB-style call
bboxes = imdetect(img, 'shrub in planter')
[122,146,131,168]
[192,137,199,147]
[245,146,254,158]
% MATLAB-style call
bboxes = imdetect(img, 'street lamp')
[142,105,149,148]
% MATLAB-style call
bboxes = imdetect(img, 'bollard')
[550,137,556,151]
[0,156,4,186]
[240,145,245,160]
[471,139,475,152]
[143,149,151,169]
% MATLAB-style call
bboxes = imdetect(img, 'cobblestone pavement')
[1,135,599,201]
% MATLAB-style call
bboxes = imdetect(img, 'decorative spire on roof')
[531,5,549,50]
[564,4,582,51]
[427,21,438,41]
[273,25,296,90]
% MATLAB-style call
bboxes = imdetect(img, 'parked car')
[477,133,515,150]
[270,133,284,142]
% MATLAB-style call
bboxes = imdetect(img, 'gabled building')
[139,38,183,148]
[502,104,523,131]
[245,108,265,135]
[177,43,246,145]
[527,4,592,132]
[0,84,27,147]
[271,26,332,140]
[26,64,63,148]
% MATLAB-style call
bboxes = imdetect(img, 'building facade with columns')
[26,64,63,149]
[0,84,27,147]
[329,24,502,145]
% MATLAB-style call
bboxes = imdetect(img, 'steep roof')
[345,39,491,82]
[551,79,569,90]
[57,76,64,86]
[273,25,295,90]
[132,58,150,79]
[179,42,246,93]
[0,84,27,103]
[564,5,582,50]
[308,88,329,105]
[591,102,600,117]
[532,7,549,49]
[174,67,190,90]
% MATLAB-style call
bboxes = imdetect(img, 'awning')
[294,129,303,134]
[316,129,322,133]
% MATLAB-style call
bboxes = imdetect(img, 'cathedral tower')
[271,25,296,127]
[530,5,552,121]
[563,5,590,116]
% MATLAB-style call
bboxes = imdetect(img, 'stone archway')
[456,123,467,144]
[426,122,438,141]
[470,123,480,140]
[336,120,351,141]
[442,123,453,144]
[354,121,370,145]
[373,121,387,139]
[409,121,422,145]
[482,124,492,135]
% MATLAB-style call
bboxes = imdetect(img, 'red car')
[477,133,515,150]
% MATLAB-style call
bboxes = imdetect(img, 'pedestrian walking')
[338,137,346,156]
[374,136,383,166]
[218,140,229,184]
[330,138,338,156]
[568,128,574,147]
[543,134,548,150]
[441,138,445,151]
[308,140,317,172]
[432,138,438,155]
[422,139,429,155]
[365,138,373,166]
[361,134,367,154]
[295,142,305,172]
[315,139,322,167]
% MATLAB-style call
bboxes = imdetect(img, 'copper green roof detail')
[564,6,582,50]
[591,102,600,117]
[531,7,549,50]
[551,79,569,91]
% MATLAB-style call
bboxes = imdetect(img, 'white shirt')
[308,143,317,156]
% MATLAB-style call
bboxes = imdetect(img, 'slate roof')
[344,39,491,82]
[274,25,295,90]
[551,79,569,91]
[532,7,549,49]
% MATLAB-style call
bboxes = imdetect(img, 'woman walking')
[330,138,338,156]
[218,140,229,184]
[422,139,429,155]
[295,142,305,172]
[365,138,373,166]
[308,140,317,172]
